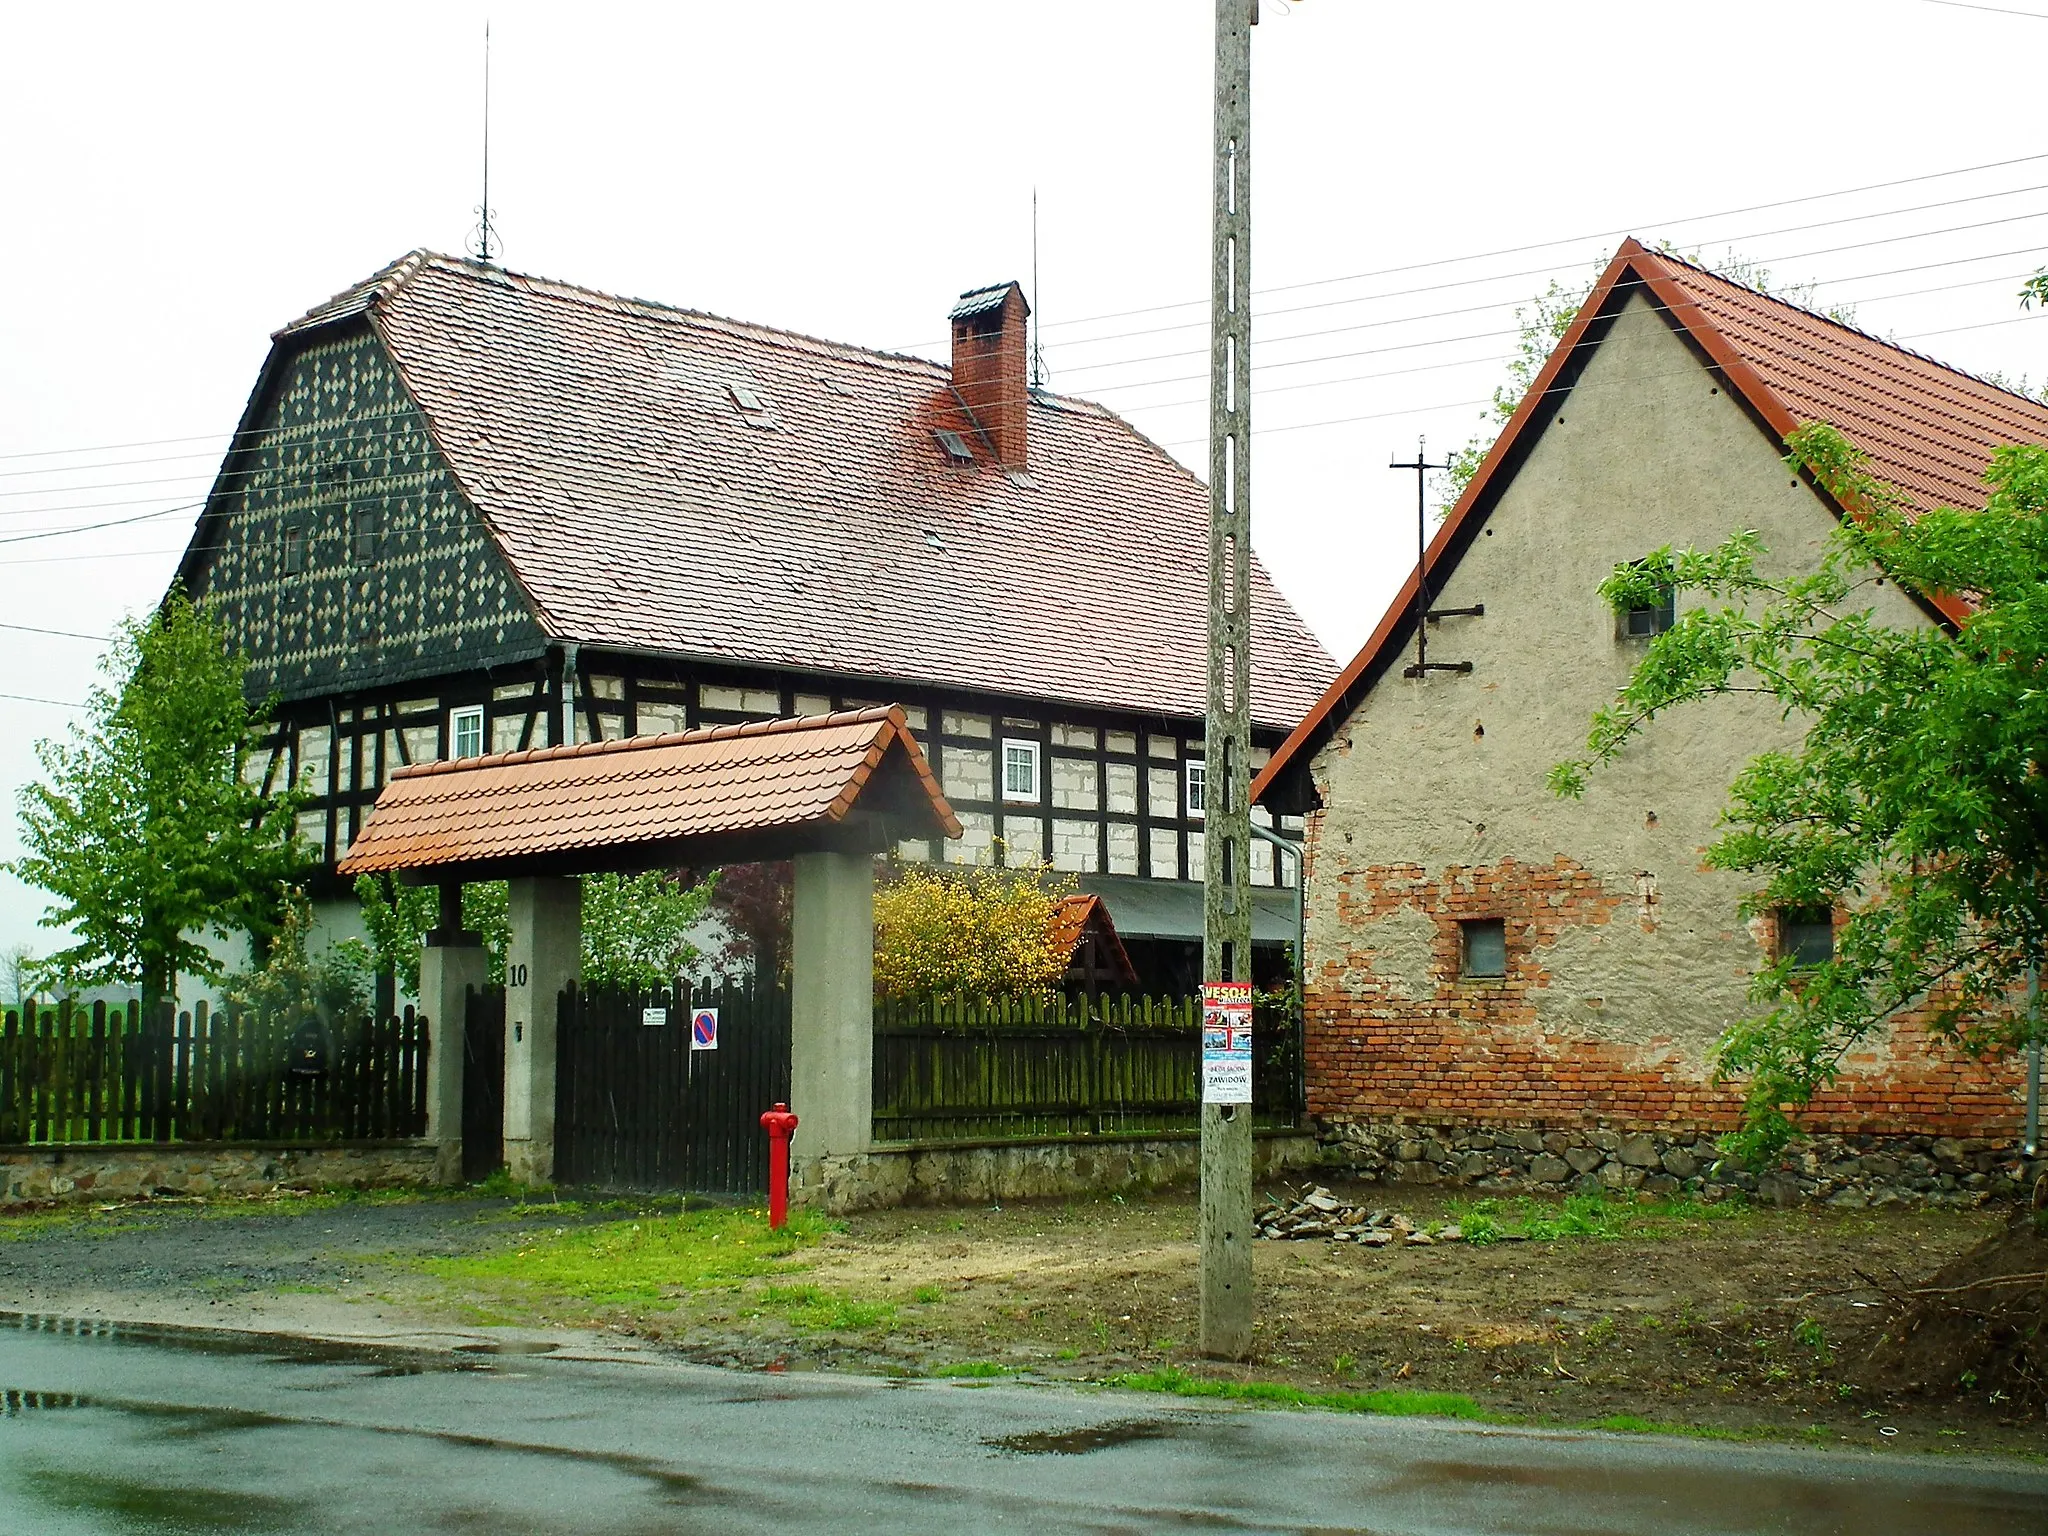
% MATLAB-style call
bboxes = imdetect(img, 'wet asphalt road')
[0,1315,2044,1536]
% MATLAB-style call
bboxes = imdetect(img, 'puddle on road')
[454,1339,559,1356]
[1,1310,498,1378]
[1385,1457,2048,1536]
[987,1418,1174,1455]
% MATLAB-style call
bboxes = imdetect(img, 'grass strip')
[417,1206,824,1309]
[1111,1365,1490,1421]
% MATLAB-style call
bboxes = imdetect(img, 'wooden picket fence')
[0,999,430,1146]
[871,992,1301,1145]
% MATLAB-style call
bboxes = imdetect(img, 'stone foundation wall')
[795,1132,1322,1214]
[0,1142,440,1207]
[1318,1119,2047,1207]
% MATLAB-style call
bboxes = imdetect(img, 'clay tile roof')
[239,252,1331,730]
[1252,237,2048,808]
[337,706,960,879]
[1049,892,1104,956]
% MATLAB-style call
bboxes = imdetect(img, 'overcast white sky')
[0,0,2044,951]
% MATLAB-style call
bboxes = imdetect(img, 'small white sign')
[641,1007,668,1029]
[1201,981,1254,1105]
[691,1008,719,1051]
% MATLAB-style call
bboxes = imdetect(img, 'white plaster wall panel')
[493,714,526,752]
[1150,827,1179,879]
[1108,822,1140,876]
[1105,730,1138,755]
[1051,818,1098,873]
[942,710,991,738]
[1004,818,1044,865]
[1053,723,1098,749]
[402,725,438,764]
[1148,766,1181,818]
[1052,757,1099,811]
[794,693,833,716]
[944,747,993,802]
[1106,762,1139,815]
[588,674,625,700]
[635,702,687,736]
[948,811,995,865]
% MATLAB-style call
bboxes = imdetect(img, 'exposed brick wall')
[950,287,1029,469]
[1304,849,2028,1140]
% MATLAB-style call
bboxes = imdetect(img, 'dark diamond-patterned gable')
[187,328,544,699]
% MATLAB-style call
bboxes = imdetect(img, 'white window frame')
[1185,759,1207,819]
[449,705,485,761]
[1001,738,1041,803]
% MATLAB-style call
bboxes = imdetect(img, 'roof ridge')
[1636,241,2048,414]
[403,251,962,380]
[273,250,431,340]
[389,705,905,780]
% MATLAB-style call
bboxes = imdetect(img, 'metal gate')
[553,978,791,1193]
[461,985,506,1183]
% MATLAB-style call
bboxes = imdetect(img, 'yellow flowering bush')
[872,859,1076,999]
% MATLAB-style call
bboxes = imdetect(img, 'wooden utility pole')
[1201,0,1256,1362]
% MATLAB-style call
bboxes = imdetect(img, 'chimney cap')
[949,281,1028,324]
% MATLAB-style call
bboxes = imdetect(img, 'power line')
[0,691,88,710]
[1919,0,2048,17]
[889,149,2048,349]
[0,621,111,643]
[5,150,2045,473]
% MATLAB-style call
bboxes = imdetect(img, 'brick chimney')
[949,281,1030,470]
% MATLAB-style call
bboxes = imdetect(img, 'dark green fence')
[0,999,430,1146]
[871,992,1301,1145]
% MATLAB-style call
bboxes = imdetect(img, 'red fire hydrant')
[760,1102,799,1230]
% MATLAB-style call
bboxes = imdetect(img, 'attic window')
[281,525,306,576]
[727,382,777,428]
[934,429,975,463]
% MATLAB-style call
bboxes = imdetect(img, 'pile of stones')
[1254,1185,1480,1246]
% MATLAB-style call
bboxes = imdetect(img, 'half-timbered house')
[177,253,1333,987]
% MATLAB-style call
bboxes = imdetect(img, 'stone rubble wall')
[795,1133,1323,1215]
[1316,1119,2046,1207]
[0,1142,440,1208]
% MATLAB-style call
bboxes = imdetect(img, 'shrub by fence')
[872,992,1301,1145]
[0,999,429,1146]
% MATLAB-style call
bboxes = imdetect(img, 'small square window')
[1778,906,1834,968]
[281,525,306,576]
[1620,561,1676,639]
[1001,739,1040,802]
[1185,760,1207,819]
[449,705,485,761]
[351,507,380,564]
[1460,918,1507,979]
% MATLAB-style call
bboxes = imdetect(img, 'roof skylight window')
[726,381,777,428]
[934,429,974,462]
[924,530,946,552]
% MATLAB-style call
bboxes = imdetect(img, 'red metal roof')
[264,253,1333,730]
[1252,238,2048,806]
[336,707,959,879]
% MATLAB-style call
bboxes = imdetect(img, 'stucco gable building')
[1254,239,2048,1180]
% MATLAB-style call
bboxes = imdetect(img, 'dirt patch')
[1863,1202,2048,1413]
[0,1181,2037,1456]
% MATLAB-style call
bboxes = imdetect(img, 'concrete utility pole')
[1201,0,1256,1362]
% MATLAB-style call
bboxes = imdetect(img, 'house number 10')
[508,963,529,987]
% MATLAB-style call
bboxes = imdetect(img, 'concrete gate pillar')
[789,850,874,1202]
[419,883,486,1185]
[503,875,581,1186]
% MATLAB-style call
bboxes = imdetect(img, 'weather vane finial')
[468,21,502,264]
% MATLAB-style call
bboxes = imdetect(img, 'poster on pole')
[1201,981,1253,1105]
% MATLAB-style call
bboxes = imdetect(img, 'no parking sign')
[691,1007,719,1051]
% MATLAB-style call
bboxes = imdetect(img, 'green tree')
[354,870,712,994]
[10,591,308,1010]
[1552,425,2048,1157]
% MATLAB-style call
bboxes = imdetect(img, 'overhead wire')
[6,147,2047,472]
